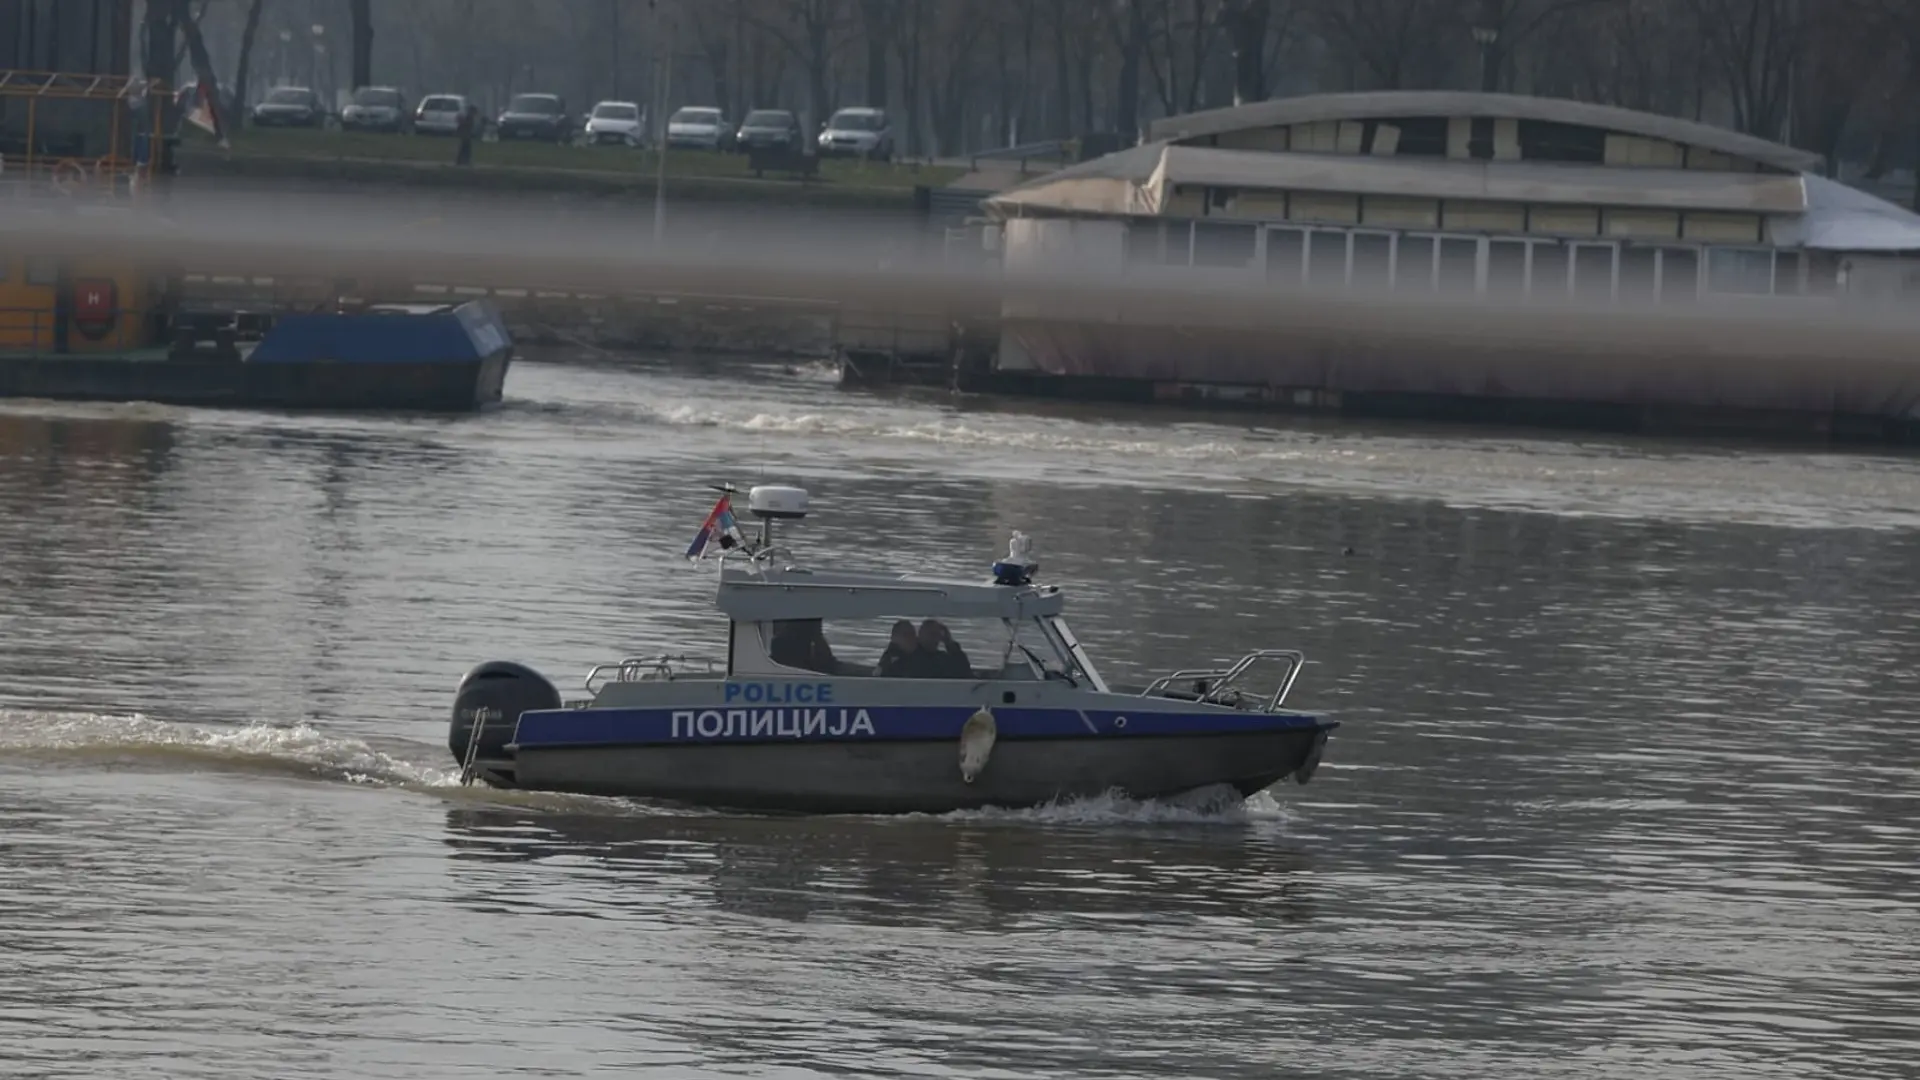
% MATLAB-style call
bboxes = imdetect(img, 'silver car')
[341,86,408,133]
[666,106,733,151]
[413,93,469,136]
[817,106,893,161]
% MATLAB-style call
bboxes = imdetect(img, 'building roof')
[1775,173,1920,253]
[1147,91,1824,174]
[985,143,1809,219]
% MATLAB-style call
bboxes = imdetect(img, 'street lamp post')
[651,1,671,244]
[1471,25,1500,94]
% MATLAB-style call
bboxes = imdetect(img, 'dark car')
[496,93,570,143]
[251,86,325,128]
[735,109,803,153]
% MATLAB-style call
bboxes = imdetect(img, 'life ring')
[50,158,87,195]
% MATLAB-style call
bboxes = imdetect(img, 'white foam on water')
[911,784,1294,828]
[0,708,459,789]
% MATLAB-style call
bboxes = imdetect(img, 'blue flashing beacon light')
[992,531,1038,586]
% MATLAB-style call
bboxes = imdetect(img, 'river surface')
[2,356,1918,1079]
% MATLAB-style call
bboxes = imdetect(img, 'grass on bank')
[217,126,967,191]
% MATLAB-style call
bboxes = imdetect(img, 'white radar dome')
[747,485,809,520]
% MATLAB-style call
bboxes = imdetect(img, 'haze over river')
[2,355,1917,1079]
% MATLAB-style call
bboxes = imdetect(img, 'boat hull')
[0,351,507,412]
[503,727,1330,814]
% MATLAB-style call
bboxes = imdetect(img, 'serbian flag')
[685,493,746,560]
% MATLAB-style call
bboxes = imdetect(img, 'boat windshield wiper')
[1018,643,1077,687]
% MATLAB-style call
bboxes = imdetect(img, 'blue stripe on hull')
[512,704,1331,749]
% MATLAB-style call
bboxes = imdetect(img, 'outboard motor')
[449,660,562,771]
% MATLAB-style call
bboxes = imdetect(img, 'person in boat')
[876,619,925,678]
[917,619,972,679]
[770,619,837,675]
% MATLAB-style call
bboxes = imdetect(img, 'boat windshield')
[1040,616,1107,692]
[741,616,1055,681]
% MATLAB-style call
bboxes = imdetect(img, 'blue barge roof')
[248,299,512,365]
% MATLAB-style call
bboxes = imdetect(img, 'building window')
[1486,239,1530,297]
[1385,117,1450,157]
[1683,212,1763,243]
[1396,235,1437,292]
[1361,196,1440,230]
[1290,192,1359,225]
[1517,121,1609,164]
[1620,247,1660,304]
[1659,248,1701,303]
[1604,210,1681,240]
[1530,206,1601,237]
[1531,243,1570,296]
[1193,221,1257,269]
[1125,221,1165,267]
[1351,232,1394,290]
[1572,244,1618,303]
[1706,248,1776,295]
[1442,200,1525,233]
[1438,237,1480,294]
[1266,227,1307,285]
[1305,230,1348,286]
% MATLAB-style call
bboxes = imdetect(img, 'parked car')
[496,93,571,142]
[250,85,326,128]
[341,86,408,133]
[735,109,803,153]
[817,106,893,161]
[413,93,470,136]
[584,101,645,146]
[665,106,733,152]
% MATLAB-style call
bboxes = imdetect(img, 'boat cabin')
[714,564,1110,692]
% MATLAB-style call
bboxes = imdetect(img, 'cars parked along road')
[817,107,893,161]
[250,86,326,128]
[735,109,804,153]
[341,86,408,133]
[666,106,733,152]
[413,94,469,136]
[584,101,645,147]
[497,93,571,143]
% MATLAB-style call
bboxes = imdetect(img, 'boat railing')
[1138,649,1305,712]
[584,653,726,693]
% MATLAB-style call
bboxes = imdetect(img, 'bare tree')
[349,0,373,89]
[1304,0,1453,90]
[231,0,269,118]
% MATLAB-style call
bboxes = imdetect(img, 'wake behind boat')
[448,484,1337,814]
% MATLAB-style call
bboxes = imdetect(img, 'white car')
[584,101,645,146]
[413,93,469,136]
[665,106,733,151]
[817,106,893,161]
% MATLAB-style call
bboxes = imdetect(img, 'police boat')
[448,484,1337,815]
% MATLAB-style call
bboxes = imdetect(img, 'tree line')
[174,0,1920,185]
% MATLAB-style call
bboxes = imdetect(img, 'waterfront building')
[984,91,1920,305]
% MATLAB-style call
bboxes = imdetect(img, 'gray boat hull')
[503,728,1329,814]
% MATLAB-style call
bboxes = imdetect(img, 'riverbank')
[177,128,966,211]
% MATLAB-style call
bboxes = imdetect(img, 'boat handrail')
[1139,649,1305,712]
[585,653,726,693]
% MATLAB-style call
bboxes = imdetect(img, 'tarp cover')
[248,299,512,365]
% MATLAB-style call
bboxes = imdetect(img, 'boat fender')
[959,709,997,783]
[1293,730,1328,786]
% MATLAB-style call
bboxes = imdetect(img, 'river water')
[2,356,1917,1079]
